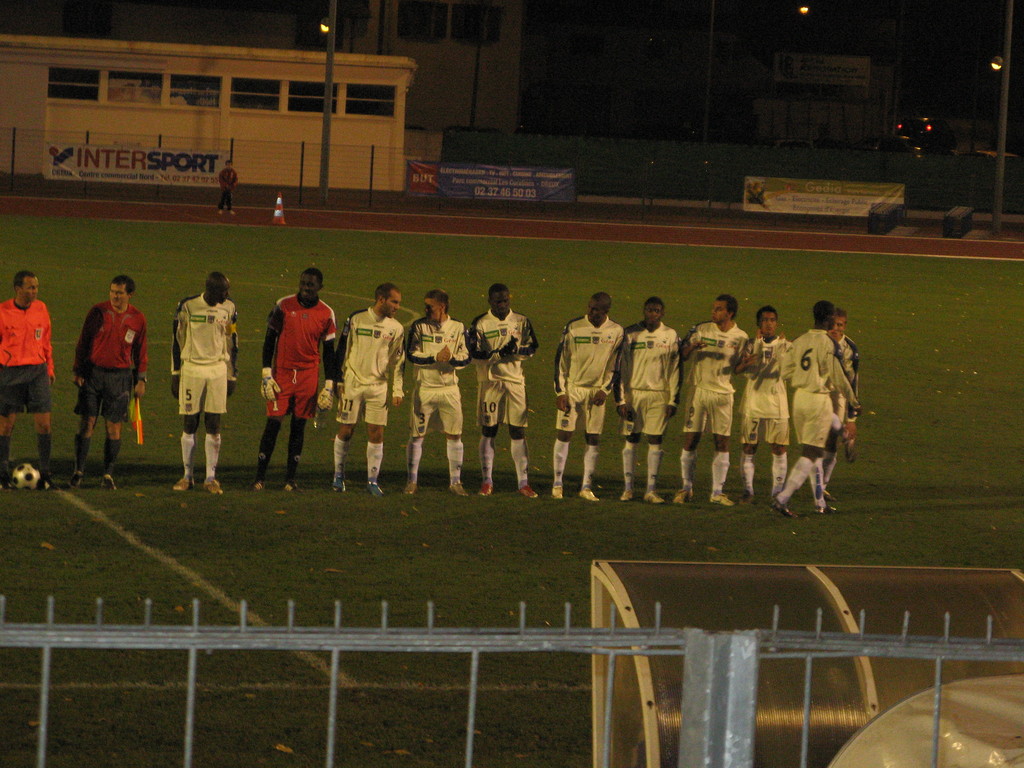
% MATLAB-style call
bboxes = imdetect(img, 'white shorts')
[337,381,389,426]
[683,387,734,436]
[792,390,834,448]
[179,362,228,415]
[555,385,607,434]
[740,414,790,446]
[410,386,463,436]
[621,389,672,437]
[477,380,529,428]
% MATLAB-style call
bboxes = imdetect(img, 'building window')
[108,71,163,104]
[451,3,502,42]
[231,78,280,111]
[48,67,99,101]
[397,1,448,39]
[288,81,337,113]
[345,84,396,116]
[169,75,221,107]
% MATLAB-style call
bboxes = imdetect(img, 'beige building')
[0,32,417,190]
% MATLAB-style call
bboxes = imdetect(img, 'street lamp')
[992,0,1014,236]
[319,0,338,207]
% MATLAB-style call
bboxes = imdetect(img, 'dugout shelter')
[591,561,1024,768]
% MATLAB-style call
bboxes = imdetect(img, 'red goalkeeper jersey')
[269,295,336,371]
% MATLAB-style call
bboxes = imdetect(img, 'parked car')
[852,136,925,156]
[894,117,958,154]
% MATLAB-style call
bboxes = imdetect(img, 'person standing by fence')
[217,159,238,215]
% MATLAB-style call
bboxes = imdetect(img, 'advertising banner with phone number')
[406,161,576,202]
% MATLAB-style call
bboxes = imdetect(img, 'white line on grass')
[56,491,354,685]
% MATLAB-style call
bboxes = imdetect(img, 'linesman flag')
[131,396,144,445]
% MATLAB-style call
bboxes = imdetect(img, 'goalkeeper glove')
[261,367,281,400]
[317,380,335,411]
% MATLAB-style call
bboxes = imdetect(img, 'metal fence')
[5,596,1024,768]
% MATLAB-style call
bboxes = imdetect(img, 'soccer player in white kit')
[818,307,860,503]
[468,283,539,497]
[404,289,471,496]
[552,292,624,501]
[615,297,681,504]
[675,294,749,506]
[332,283,405,496]
[734,305,791,504]
[170,271,238,494]
[771,300,861,517]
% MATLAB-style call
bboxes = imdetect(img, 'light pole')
[701,0,716,144]
[992,0,1014,236]
[319,0,338,207]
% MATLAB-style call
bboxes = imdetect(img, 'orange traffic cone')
[272,192,286,225]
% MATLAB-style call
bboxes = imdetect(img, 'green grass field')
[1,214,1022,767]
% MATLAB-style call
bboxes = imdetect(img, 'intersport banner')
[742,177,905,216]
[45,144,228,186]
[406,161,575,202]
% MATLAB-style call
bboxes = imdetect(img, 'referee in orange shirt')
[0,270,55,489]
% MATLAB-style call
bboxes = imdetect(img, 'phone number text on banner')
[742,177,905,216]
[45,144,228,186]
[407,161,576,202]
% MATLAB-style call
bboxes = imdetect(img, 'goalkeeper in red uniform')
[252,268,337,491]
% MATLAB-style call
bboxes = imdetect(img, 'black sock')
[74,433,91,473]
[255,419,281,481]
[0,434,10,478]
[103,438,121,474]
[37,433,52,474]
[286,418,307,481]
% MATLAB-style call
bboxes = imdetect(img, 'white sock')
[204,433,221,481]
[510,438,529,488]
[771,453,788,496]
[646,446,664,492]
[582,445,600,489]
[778,456,814,505]
[621,442,637,491]
[406,437,423,483]
[711,451,729,494]
[366,442,384,483]
[446,438,464,484]
[807,458,825,506]
[479,436,495,483]
[680,449,697,490]
[552,439,570,487]
[822,450,837,485]
[180,432,196,478]
[333,437,350,477]
[741,453,755,494]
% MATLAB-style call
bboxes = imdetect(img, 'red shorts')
[266,366,319,420]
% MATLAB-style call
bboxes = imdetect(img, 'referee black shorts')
[75,367,133,422]
[0,363,52,415]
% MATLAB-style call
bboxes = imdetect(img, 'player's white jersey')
[683,321,749,394]
[615,322,681,403]
[468,309,538,385]
[740,335,792,419]
[781,328,858,406]
[337,307,405,392]
[834,334,860,420]
[554,316,624,393]
[173,294,238,374]
[406,316,470,389]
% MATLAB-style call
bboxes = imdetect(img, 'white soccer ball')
[12,462,39,490]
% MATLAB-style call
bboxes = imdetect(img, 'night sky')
[125,0,1020,124]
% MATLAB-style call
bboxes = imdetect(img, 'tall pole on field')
[702,0,717,143]
[319,0,338,207]
[992,0,1014,236]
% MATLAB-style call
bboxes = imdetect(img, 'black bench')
[867,202,904,235]
[943,206,973,238]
